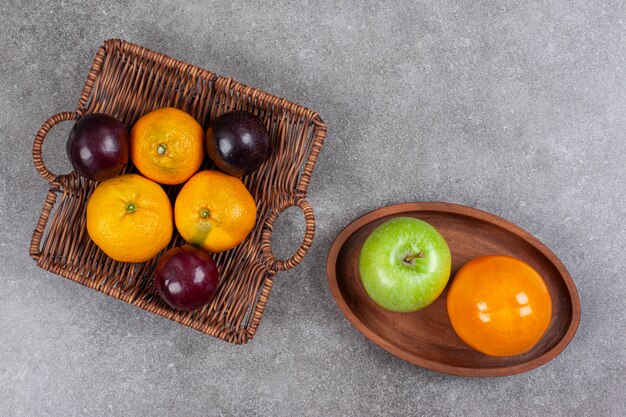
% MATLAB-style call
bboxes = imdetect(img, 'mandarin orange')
[447,255,552,357]
[174,170,256,253]
[86,174,173,263]
[130,107,204,185]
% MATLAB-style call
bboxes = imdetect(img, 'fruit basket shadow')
[30,39,327,344]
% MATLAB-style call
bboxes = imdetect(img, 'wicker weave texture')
[30,39,327,344]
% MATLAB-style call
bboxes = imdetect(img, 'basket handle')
[261,197,316,271]
[33,111,79,182]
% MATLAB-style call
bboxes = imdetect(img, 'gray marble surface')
[1,0,625,416]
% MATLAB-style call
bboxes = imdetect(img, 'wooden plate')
[326,202,580,377]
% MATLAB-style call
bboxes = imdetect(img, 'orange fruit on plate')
[86,174,173,262]
[130,107,204,185]
[447,255,552,357]
[174,170,256,253]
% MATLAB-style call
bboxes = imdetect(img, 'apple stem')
[404,252,425,264]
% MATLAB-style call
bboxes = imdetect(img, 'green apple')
[358,217,451,312]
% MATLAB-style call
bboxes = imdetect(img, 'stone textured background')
[1,0,624,416]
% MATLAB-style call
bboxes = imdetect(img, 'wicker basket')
[30,39,327,344]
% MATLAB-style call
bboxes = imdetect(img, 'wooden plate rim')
[326,202,581,377]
